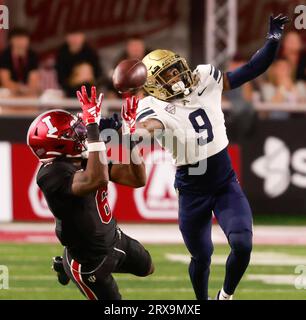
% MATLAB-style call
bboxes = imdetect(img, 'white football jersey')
[137,64,228,166]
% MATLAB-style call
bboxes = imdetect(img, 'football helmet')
[27,109,87,163]
[142,49,195,101]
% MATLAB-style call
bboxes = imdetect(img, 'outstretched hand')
[121,96,139,135]
[76,86,104,126]
[267,14,290,41]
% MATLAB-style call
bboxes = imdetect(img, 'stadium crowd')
[0,27,305,119]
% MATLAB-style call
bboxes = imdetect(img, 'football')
[112,59,147,93]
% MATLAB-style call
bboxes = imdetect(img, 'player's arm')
[223,14,289,91]
[120,97,164,187]
[110,140,146,188]
[71,86,109,196]
[109,96,147,187]
[136,118,164,136]
[120,94,164,137]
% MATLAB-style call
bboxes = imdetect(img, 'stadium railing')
[0,98,306,115]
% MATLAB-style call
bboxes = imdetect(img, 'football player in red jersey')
[27,86,154,300]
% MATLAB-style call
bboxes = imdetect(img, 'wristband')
[87,142,106,152]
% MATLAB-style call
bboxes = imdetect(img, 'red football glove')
[76,86,103,126]
[121,96,139,135]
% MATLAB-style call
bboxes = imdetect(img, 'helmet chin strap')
[171,81,190,96]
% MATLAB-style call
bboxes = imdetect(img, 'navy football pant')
[178,179,253,300]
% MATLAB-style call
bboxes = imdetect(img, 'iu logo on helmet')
[41,116,58,135]
[134,150,178,219]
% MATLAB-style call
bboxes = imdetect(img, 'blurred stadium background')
[0,0,306,300]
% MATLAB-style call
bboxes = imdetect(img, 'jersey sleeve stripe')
[209,65,213,75]
[136,109,156,121]
[136,107,150,117]
[217,70,222,83]
[213,67,219,81]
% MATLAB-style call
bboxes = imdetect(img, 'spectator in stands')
[260,58,306,119]
[114,37,149,65]
[106,37,150,98]
[0,27,40,97]
[262,58,306,103]
[56,30,103,97]
[281,31,306,81]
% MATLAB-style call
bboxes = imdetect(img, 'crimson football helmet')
[27,109,87,163]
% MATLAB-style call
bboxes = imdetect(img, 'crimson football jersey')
[37,158,117,263]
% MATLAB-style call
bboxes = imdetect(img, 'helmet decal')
[27,110,86,163]
[41,116,58,135]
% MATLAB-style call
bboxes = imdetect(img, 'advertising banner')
[242,119,306,215]
[0,142,12,222]
[10,143,241,222]
[3,117,306,221]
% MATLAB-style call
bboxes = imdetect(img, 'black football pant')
[63,229,152,300]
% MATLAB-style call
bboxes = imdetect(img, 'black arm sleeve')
[226,39,280,89]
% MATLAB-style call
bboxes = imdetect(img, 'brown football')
[112,59,147,93]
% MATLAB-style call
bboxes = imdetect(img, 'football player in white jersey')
[122,15,289,300]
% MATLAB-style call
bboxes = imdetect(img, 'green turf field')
[0,243,306,300]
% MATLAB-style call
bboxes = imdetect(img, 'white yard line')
[246,274,298,285]
[166,252,306,266]
[1,223,306,245]
[0,223,55,232]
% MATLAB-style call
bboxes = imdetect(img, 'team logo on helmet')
[27,109,87,163]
